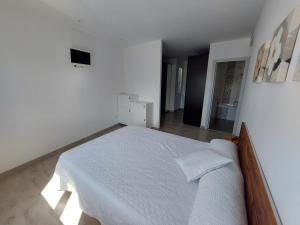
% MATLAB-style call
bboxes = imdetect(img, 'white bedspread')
[53,126,245,225]
[188,163,247,225]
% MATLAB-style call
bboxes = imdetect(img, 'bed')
[53,124,279,225]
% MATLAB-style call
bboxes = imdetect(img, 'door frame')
[160,62,168,114]
[206,57,250,135]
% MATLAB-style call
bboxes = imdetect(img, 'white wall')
[123,40,162,128]
[201,38,252,128]
[0,0,123,173]
[238,1,300,225]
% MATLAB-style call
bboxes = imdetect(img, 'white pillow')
[176,149,233,182]
[210,139,239,164]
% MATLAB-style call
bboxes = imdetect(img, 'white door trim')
[205,57,250,134]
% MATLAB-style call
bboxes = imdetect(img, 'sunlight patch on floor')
[41,174,64,209]
[60,192,83,225]
[41,174,83,225]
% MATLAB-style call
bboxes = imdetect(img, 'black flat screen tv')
[70,48,91,65]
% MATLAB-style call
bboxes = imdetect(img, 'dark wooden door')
[183,53,208,126]
[160,63,168,114]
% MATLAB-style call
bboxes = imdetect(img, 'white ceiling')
[40,0,265,57]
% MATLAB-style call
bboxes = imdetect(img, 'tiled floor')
[0,112,227,225]
[160,110,227,141]
[209,118,235,133]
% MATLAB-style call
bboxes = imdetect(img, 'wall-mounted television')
[70,48,91,65]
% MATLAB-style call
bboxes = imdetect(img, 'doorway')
[160,57,188,130]
[160,54,209,128]
[209,61,246,133]
[183,54,208,126]
[160,62,168,114]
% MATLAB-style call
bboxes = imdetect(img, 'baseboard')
[0,124,123,180]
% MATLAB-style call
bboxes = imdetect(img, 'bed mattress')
[54,126,248,225]
[54,126,212,225]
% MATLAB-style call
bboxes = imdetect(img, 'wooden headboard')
[238,123,278,225]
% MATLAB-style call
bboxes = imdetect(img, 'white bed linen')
[176,148,233,182]
[188,163,247,225]
[210,139,239,163]
[53,126,246,225]
[54,126,210,225]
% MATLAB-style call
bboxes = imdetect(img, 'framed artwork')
[253,41,270,83]
[293,53,300,81]
[265,7,300,82]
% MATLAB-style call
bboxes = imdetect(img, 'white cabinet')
[118,94,152,127]
[131,101,152,127]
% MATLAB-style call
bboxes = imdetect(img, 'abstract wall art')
[293,53,300,81]
[265,7,300,82]
[253,41,271,83]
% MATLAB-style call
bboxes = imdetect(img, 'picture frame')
[253,41,271,83]
[264,7,300,82]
